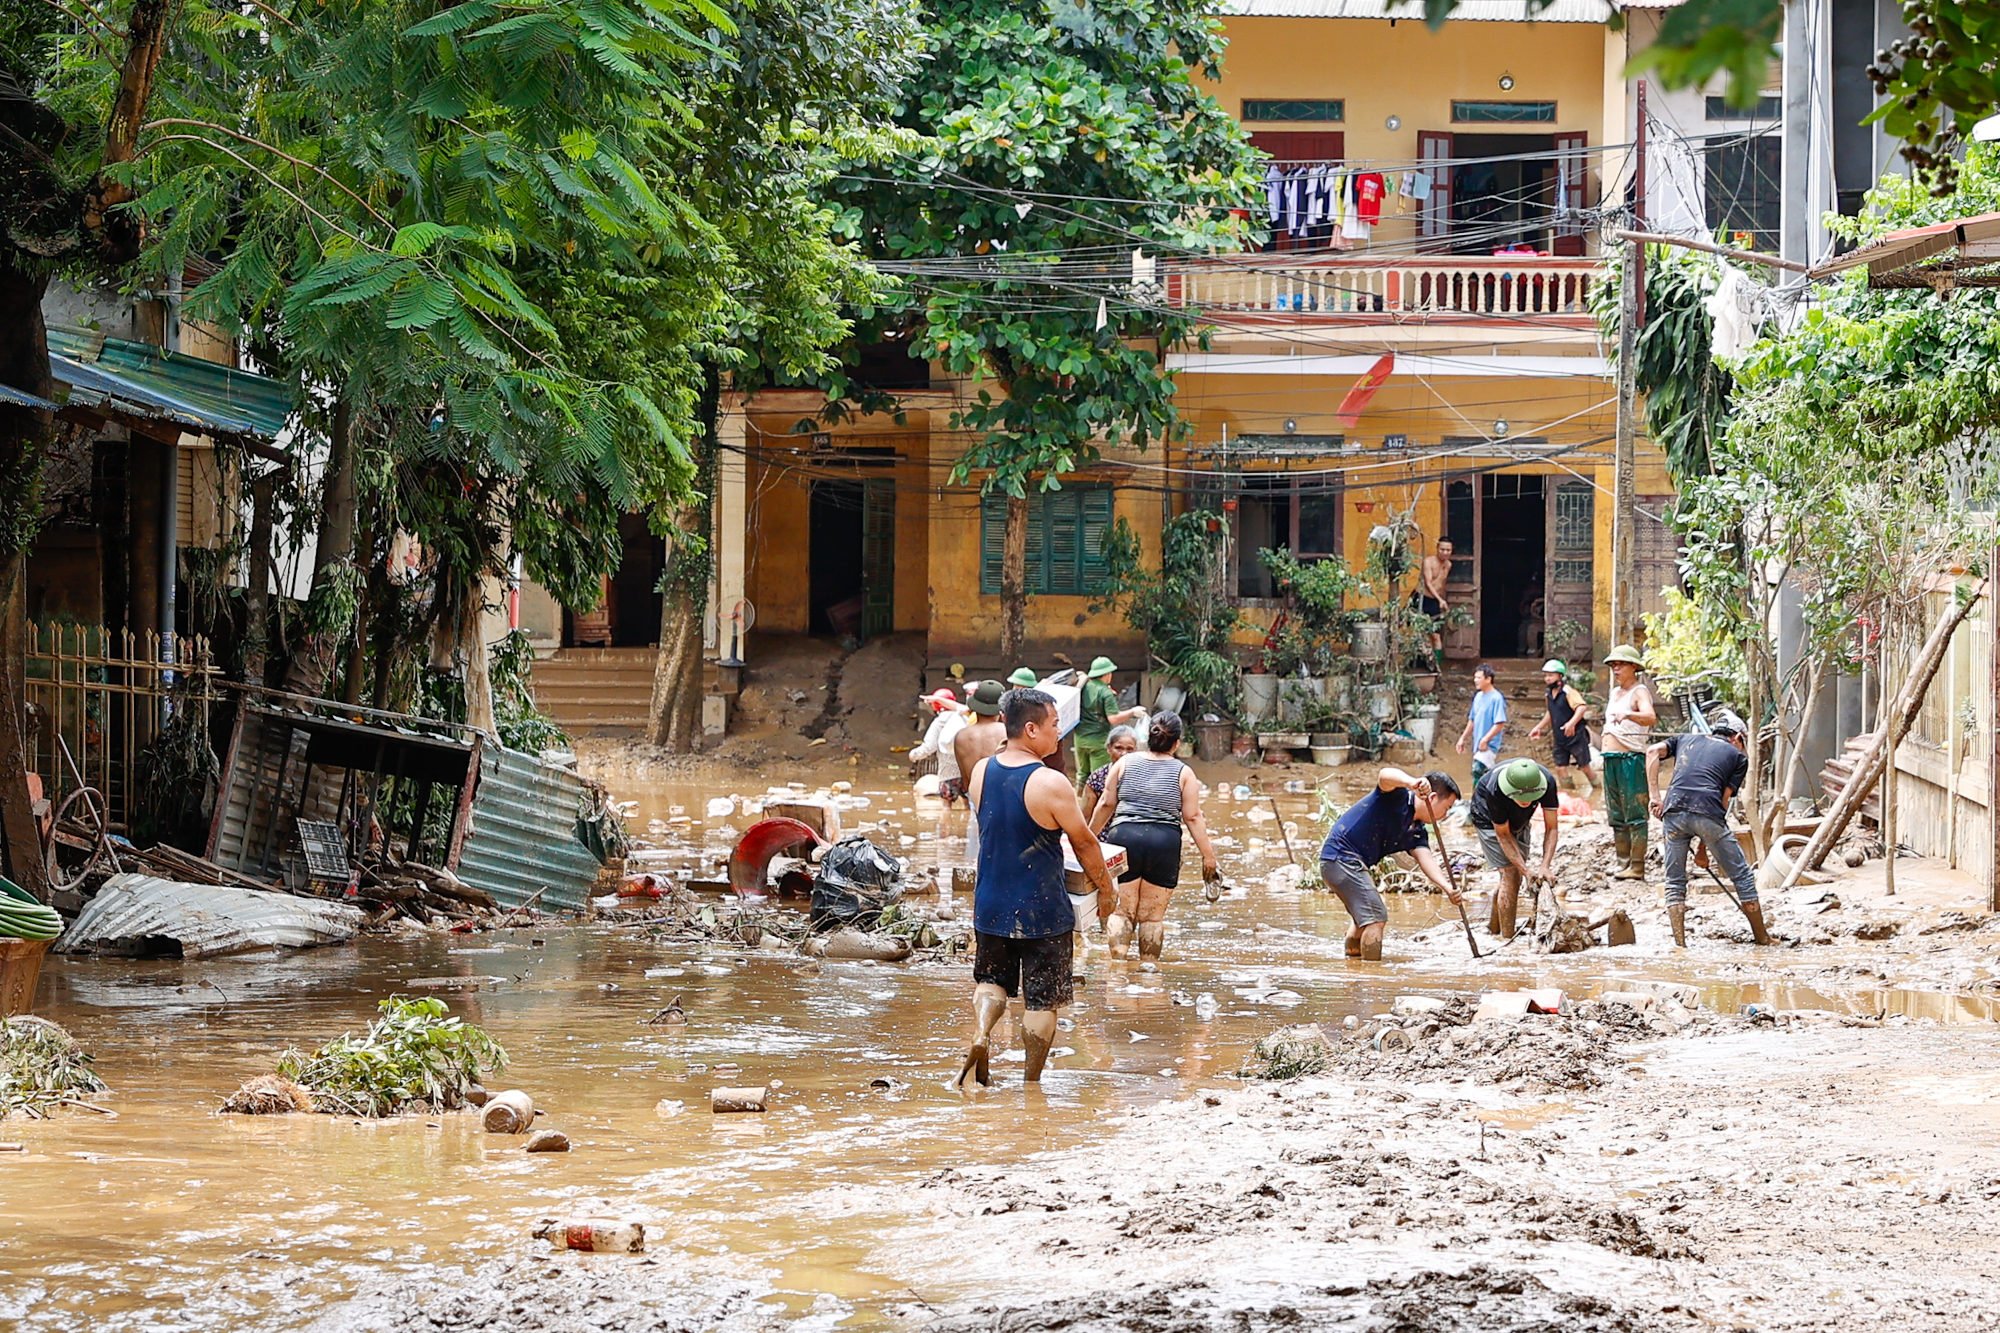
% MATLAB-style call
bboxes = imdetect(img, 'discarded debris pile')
[1547,823,1625,885]
[1,1015,108,1119]
[353,859,511,928]
[59,874,366,958]
[223,997,506,1116]
[1248,990,1721,1093]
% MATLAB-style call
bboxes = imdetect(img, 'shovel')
[1429,820,1481,959]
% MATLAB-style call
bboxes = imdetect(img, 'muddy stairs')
[530,648,662,733]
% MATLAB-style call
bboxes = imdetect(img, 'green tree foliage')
[832,0,1266,651]
[1100,512,1240,707]
[1596,243,1734,481]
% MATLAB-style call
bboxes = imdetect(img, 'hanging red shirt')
[1354,172,1386,226]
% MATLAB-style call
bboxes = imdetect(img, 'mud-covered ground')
[312,989,2000,1333]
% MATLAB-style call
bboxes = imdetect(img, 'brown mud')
[5,737,2000,1332]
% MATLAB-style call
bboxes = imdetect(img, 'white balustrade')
[1173,257,1600,318]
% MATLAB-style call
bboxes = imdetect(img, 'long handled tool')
[1429,820,1481,959]
[1269,797,1301,867]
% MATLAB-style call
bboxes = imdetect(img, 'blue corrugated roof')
[47,327,292,440]
[0,382,57,410]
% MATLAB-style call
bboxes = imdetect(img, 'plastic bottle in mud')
[532,1218,646,1253]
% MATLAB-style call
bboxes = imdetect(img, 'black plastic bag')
[810,835,903,930]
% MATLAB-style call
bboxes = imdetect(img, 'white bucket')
[1241,673,1280,723]
[1406,716,1436,750]
[1352,623,1389,662]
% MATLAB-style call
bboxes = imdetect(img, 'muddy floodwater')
[5,759,1998,1330]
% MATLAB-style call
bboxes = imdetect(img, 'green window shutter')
[1044,491,1082,594]
[1025,495,1048,594]
[1079,486,1114,592]
[980,494,1005,595]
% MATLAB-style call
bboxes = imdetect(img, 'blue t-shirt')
[1468,688,1508,753]
[1320,786,1430,867]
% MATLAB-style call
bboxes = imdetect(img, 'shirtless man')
[1414,538,1455,662]
[954,681,1008,865]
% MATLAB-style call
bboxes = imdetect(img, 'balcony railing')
[1170,254,1601,319]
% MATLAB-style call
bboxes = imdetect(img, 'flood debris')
[531,1216,645,1253]
[710,1085,768,1113]
[523,1129,570,1152]
[481,1090,537,1133]
[57,874,366,959]
[218,1074,315,1114]
[229,997,506,1117]
[1,1015,108,1119]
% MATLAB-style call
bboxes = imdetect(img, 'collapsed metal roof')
[46,326,293,440]
[0,382,58,410]
[1812,212,2000,289]
[56,873,365,959]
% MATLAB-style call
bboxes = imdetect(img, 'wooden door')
[1418,131,1454,251]
[1441,474,1479,659]
[861,477,895,640]
[1552,130,1588,256]
[1545,479,1594,657]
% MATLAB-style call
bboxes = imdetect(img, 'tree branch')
[142,119,391,225]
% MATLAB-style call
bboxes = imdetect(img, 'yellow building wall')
[742,416,934,639]
[1205,15,1612,253]
[924,453,1165,661]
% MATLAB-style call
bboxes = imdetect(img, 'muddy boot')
[1668,904,1687,948]
[1022,1015,1055,1082]
[1135,922,1165,970]
[1106,913,1135,960]
[1625,830,1649,881]
[955,990,1006,1089]
[1740,900,1773,946]
[1610,826,1631,879]
[1613,829,1645,880]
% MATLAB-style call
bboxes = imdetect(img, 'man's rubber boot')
[1106,913,1134,960]
[1611,827,1632,879]
[1022,1026,1053,1082]
[1668,904,1687,948]
[1136,922,1165,970]
[956,991,1006,1089]
[1740,900,1773,946]
[1624,831,1649,881]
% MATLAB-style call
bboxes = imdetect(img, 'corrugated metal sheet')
[47,326,292,440]
[56,874,364,959]
[1219,0,1612,20]
[0,382,57,409]
[454,746,607,913]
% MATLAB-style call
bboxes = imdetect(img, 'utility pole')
[1612,81,1646,648]
[1613,237,1640,648]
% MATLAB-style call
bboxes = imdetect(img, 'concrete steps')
[531,648,658,731]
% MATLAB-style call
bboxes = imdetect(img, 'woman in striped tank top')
[1087,712,1219,969]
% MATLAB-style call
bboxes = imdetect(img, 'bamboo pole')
[1784,579,1988,887]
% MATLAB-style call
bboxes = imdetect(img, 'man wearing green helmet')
[1073,656,1143,785]
[1468,757,1562,938]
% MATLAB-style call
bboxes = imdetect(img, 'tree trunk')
[339,522,373,705]
[284,396,358,695]
[243,468,277,683]
[460,581,496,737]
[0,259,54,900]
[81,0,172,264]
[646,365,720,752]
[1784,579,1987,885]
[647,509,706,750]
[1001,492,1029,661]
[1766,658,1827,849]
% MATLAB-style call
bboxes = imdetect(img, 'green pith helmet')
[1007,667,1040,688]
[1087,655,1118,679]
[1603,644,1645,668]
[1498,758,1550,803]
[969,680,1006,715]
[1541,659,1567,676]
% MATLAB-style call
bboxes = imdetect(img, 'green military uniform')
[1073,656,1121,783]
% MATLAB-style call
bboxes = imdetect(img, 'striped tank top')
[1112,754,1187,827]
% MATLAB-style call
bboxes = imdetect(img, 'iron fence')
[24,623,216,830]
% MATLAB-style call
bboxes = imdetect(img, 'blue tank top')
[974,756,1072,938]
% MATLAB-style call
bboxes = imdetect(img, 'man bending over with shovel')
[1645,711,1771,947]
[958,688,1115,1088]
[1470,758,1562,938]
[1319,768,1462,960]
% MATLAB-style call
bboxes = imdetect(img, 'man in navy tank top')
[958,688,1115,1088]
